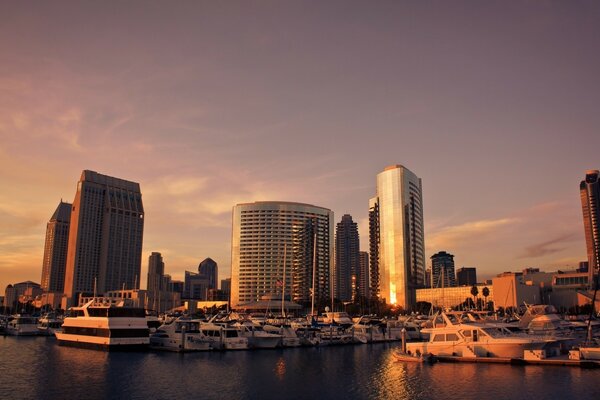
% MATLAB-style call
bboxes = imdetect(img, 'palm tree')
[482,287,490,311]
[470,285,479,310]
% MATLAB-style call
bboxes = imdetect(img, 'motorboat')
[5,314,39,336]
[55,297,149,350]
[199,322,249,350]
[150,319,211,352]
[353,316,387,343]
[263,323,301,347]
[406,312,561,359]
[233,321,282,349]
[37,312,63,336]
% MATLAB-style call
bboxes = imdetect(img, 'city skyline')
[2,1,600,292]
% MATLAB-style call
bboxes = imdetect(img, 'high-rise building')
[231,201,334,308]
[198,257,218,290]
[147,252,165,293]
[369,165,425,309]
[359,251,369,299]
[580,169,600,284]
[40,201,72,293]
[221,278,231,300]
[335,214,360,302]
[368,198,380,299]
[431,251,456,288]
[456,267,477,286]
[63,170,144,306]
[184,271,210,300]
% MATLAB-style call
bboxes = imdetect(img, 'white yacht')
[5,315,39,336]
[37,313,63,336]
[234,321,283,349]
[55,297,149,350]
[406,312,559,359]
[199,322,249,350]
[150,319,211,352]
[263,323,301,347]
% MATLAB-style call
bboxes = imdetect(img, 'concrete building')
[580,169,600,284]
[221,278,231,300]
[63,170,144,307]
[231,201,334,309]
[147,252,165,293]
[40,201,71,293]
[456,267,477,286]
[416,284,493,310]
[492,272,541,311]
[335,214,360,302]
[184,271,211,300]
[431,251,456,288]
[3,281,42,313]
[358,251,369,299]
[369,165,425,309]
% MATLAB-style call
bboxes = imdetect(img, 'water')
[1,336,600,400]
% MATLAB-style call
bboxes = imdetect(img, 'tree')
[470,285,479,310]
[482,287,490,311]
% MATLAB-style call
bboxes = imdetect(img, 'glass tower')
[40,201,72,293]
[580,169,600,284]
[370,165,425,309]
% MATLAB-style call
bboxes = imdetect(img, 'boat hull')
[55,332,149,351]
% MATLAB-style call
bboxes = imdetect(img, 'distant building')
[231,201,333,309]
[368,199,380,299]
[358,251,369,299]
[416,284,493,310]
[145,253,181,312]
[147,252,165,293]
[63,170,144,307]
[580,169,600,284]
[369,165,425,309]
[578,261,589,273]
[431,251,456,288]
[456,267,477,286]
[221,278,231,300]
[198,258,218,290]
[40,201,71,293]
[335,214,360,302]
[3,281,42,313]
[184,271,210,300]
[492,272,540,311]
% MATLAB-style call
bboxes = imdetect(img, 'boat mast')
[311,230,317,317]
[281,243,287,318]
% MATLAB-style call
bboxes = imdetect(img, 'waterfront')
[2,336,600,400]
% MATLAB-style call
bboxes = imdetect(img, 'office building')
[335,214,360,302]
[368,198,380,299]
[63,170,144,306]
[456,267,477,286]
[369,165,425,309]
[231,201,334,308]
[184,271,210,300]
[147,252,165,293]
[431,251,456,288]
[580,169,600,284]
[199,257,218,290]
[40,201,72,293]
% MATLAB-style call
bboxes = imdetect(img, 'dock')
[434,354,600,368]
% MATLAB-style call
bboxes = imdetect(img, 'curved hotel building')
[231,202,334,308]
[369,165,425,309]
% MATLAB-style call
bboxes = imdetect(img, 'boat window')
[462,330,471,338]
[481,327,509,338]
[225,330,239,338]
[433,334,445,342]
[446,333,459,341]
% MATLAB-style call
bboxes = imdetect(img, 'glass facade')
[231,202,334,308]
[371,165,425,309]
[580,169,600,284]
[417,285,494,310]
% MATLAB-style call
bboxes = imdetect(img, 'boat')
[406,312,561,359]
[353,316,387,343]
[5,314,39,336]
[263,323,301,347]
[233,320,282,349]
[150,319,211,352]
[199,322,249,350]
[393,349,436,363]
[37,312,63,336]
[55,297,150,350]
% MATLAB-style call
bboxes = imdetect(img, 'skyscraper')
[335,214,360,302]
[369,165,425,309]
[40,201,72,293]
[430,251,456,288]
[63,170,144,306]
[147,252,165,293]
[359,251,369,299]
[456,267,477,286]
[368,198,380,299]
[231,201,333,308]
[198,257,218,290]
[580,169,600,284]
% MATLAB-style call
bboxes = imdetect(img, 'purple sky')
[1,1,599,291]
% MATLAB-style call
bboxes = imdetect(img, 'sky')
[1,1,599,292]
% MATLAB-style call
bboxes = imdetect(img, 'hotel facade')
[230,201,334,308]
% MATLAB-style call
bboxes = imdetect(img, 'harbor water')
[1,336,600,400]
